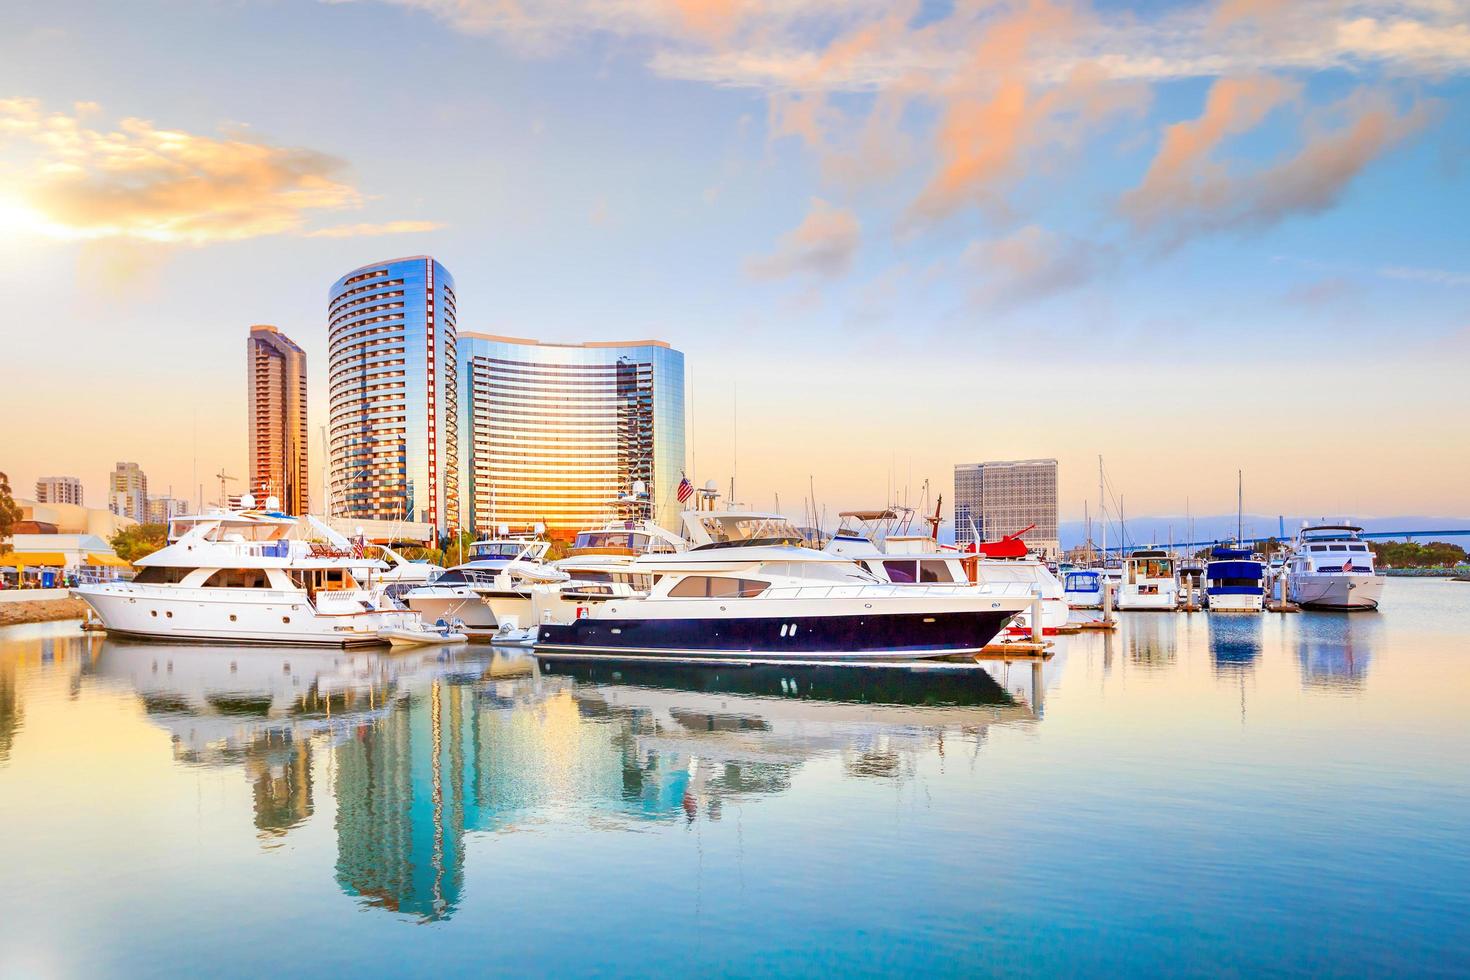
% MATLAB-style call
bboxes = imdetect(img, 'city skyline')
[2,0,1467,523]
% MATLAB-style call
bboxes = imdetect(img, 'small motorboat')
[377,619,468,648]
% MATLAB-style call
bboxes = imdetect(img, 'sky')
[1,0,1467,525]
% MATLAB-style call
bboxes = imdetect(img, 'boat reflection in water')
[1125,613,1179,670]
[1296,615,1376,691]
[1208,615,1262,676]
[538,656,1038,809]
[92,635,1042,923]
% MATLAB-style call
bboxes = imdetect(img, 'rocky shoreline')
[0,597,90,627]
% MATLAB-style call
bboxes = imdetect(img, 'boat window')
[435,570,467,586]
[571,570,613,583]
[1330,544,1348,551]
[204,568,271,588]
[1310,545,1328,552]
[1065,572,1100,590]
[1349,544,1369,552]
[668,576,768,598]
[1212,577,1262,588]
[919,560,957,583]
[882,560,917,584]
[132,566,195,585]
[1138,559,1173,578]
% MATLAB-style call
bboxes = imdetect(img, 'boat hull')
[72,584,411,647]
[405,589,499,632]
[1002,597,1072,635]
[1289,573,1383,610]
[1116,587,1178,611]
[535,609,1015,661]
[1206,591,1264,612]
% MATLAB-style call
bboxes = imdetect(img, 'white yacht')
[955,529,1071,633]
[72,502,442,647]
[485,519,688,641]
[405,536,565,636]
[1116,549,1180,610]
[1287,524,1383,611]
[369,545,444,601]
[535,510,1029,661]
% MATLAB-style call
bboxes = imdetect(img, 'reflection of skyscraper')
[334,681,477,922]
[245,736,313,841]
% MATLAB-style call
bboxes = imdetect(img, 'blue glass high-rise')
[328,257,459,534]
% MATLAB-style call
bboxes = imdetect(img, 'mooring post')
[1031,592,1043,642]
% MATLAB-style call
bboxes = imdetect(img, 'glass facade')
[954,458,1060,558]
[457,335,686,535]
[328,257,459,533]
[247,325,309,515]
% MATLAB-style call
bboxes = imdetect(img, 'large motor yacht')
[404,536,566,636]
[1286,524,1383,610]
[535,510,1029,661]
[1116,548,1180,611]
[72,501,440,646]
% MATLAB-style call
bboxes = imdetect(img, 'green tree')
[0,472,21,556]
[1369,540,1469,569]
[110,522,170,562]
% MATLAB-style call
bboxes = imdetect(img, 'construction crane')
[215,469,238,507]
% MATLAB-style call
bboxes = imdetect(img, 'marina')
[1,577,1465,974]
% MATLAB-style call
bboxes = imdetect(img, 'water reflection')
[1297,615,1375,690]
[1208,615,1262,675]
[76,637,1041,923]
[1124,614,1178,669]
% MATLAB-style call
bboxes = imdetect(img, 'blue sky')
[2,0,1467,520]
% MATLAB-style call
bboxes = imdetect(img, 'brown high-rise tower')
[247,325,309,515]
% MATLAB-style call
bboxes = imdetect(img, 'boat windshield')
[1064,571,1100,590]
[468,541,531,560]
[572,531,650,551]
[696,515,803,546]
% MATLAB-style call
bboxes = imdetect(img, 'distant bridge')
[1099,527,1470,555]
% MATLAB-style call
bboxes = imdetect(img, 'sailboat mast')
[1237,469,1243,544]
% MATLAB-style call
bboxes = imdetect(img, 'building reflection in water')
[92,638,1037,923]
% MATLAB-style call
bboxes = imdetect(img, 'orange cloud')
[1122,81,1434,242]
[0,99,430,244]
[746,197,860,278]
[306,220,446,238]
[964,224,1109,309]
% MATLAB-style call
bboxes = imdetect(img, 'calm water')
[2,580,1468,977]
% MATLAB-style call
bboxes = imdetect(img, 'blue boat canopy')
[1210,546,1253,560]
[1205,560,1264,580]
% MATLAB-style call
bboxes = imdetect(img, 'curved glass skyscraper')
[457,335,685,534]
[328,257,459,533]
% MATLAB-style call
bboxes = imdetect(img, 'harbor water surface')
[1,580,1467,976]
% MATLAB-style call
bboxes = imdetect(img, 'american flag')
[1343,558,1354,574]
[676,474,694,503]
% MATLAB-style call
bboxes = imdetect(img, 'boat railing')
[763,583,1024,600]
